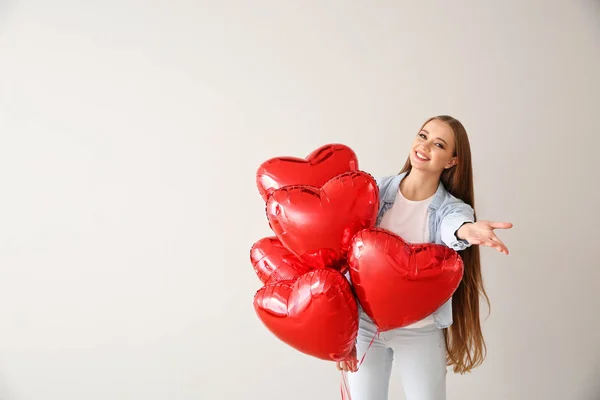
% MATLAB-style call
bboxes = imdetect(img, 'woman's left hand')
[457,220,513,255]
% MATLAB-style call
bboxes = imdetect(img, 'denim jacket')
[376,172,475,329]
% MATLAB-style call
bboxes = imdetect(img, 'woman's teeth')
[416,151,429,161]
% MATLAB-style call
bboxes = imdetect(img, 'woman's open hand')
[457,220,513,255]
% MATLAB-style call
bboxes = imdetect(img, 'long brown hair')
[399,115,488,374]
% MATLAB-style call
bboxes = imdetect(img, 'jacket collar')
[383,171,447,210]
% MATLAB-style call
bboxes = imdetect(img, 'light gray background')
[1,1,599,399]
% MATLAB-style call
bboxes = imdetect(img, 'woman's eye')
[435,143,444,149]
[419,133,426,139]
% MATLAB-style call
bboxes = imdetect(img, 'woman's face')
[409,119,457,173]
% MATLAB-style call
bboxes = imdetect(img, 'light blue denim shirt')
[376,172,475,329]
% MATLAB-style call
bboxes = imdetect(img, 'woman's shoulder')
[374,171,408,186]
[373,175,403,195]
[375,175,396,187]
[437,189,473,215]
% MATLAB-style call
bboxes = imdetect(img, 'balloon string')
[358,328,379,367]
[340,328,380,400]
[341,370,350,400]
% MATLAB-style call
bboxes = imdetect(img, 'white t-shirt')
[378,187,436,329]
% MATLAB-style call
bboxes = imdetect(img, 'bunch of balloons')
[250,144,374,362]
[250,144,464,363]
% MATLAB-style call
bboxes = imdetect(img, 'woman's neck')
[400,169,441,201]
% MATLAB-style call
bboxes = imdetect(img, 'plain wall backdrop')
[1,1,599,399]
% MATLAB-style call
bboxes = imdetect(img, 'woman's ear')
[445,157,458,169]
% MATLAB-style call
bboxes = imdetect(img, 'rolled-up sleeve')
[440,201,475,251]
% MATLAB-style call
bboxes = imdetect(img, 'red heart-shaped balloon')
[256,144,358,201]
[348,228,464,331]
[254,269,358,361]
[266,171,379,271]
[250,236,312,284]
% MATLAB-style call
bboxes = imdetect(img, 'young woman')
[337,115,513,400]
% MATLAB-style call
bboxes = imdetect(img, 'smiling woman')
[410,119,458,176]
[339,115,513,400]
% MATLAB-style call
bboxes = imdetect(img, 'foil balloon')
[256,143,358,201]
[348,228,464,331]
[266,171,379,271]
[254,268,358,361]
[250,236,312,284]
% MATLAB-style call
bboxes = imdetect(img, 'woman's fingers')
[489,221,513,230]
[336,359,358,372]
[489,236,509,255]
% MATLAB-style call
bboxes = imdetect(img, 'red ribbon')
[339,329,380,400]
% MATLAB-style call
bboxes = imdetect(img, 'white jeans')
[346,310,447,400]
